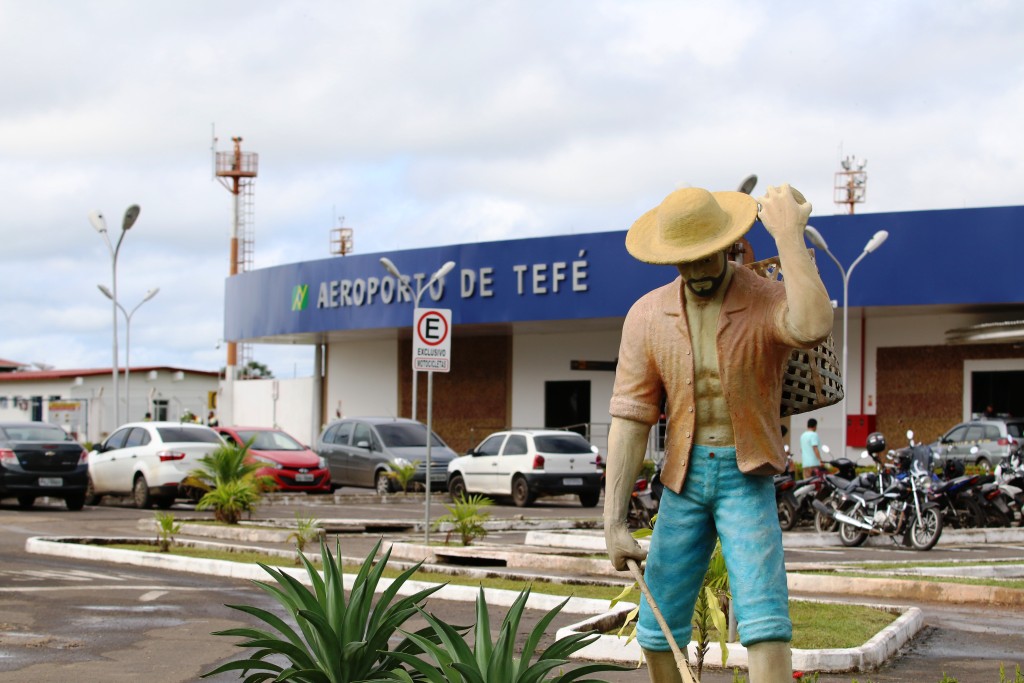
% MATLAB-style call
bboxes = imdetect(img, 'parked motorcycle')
[812,431,944,551]
[995,449,1024,526]
[627,473,659,529]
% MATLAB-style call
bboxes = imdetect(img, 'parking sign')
[413,308,452,372]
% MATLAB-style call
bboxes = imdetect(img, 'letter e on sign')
[413,308,452,373]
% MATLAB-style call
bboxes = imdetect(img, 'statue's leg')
[636,450,718,668]
[711,448,792,680]
[642,648,683,683]
[746,641,793,683]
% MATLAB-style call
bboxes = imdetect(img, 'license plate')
[295,473,314,483]
[563,477,583,486]
[38,477,63,487]
[431,474,447,482]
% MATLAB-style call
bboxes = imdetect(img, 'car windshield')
[156,427,222,444]
[235,430,303,451]
[376,423,445,448]
[534,433,593,454]
[0,425,74,442]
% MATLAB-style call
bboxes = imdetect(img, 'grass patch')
[790,601,895,649]
[107,542,896,649]
[804,570,1024,590]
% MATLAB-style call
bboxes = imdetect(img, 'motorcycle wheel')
[909,506,943,551]
[838,517,868,547]
[951,498,984,529]
[983,505,1011,528]
[814,509,838,533]
[627,498,652,529]
[777,498,797,531]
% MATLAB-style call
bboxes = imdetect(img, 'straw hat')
[625,187,758,264]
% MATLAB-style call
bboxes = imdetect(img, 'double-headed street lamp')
[379,257,456,422]
[98,285,159,422]
[89,205,141,426]
[804,225,889,456]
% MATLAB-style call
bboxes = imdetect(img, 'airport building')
[222,203,1024,459]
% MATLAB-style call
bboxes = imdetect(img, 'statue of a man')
[604,184,833,683]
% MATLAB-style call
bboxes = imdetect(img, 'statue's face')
[678,251,727,298]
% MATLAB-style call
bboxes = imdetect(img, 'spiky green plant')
[154,511,181,553]
[387,459,420,493]
[287,512,323,562]
[196,479,264,525]
[383,586,630,682]
[184,439,273,524]
[434,493,493,546]
[203,538,449,682]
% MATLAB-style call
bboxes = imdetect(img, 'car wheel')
[578,490,600,508]
[133,474,153,509]
[16,495,35,509]
[64,492,86,511]
[84,476,102,506]
[375,470,394,495]
[448,474,468,501]
[976,457,991,472]
[511,475,534,508]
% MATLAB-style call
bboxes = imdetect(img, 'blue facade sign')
[224,204,1024,342]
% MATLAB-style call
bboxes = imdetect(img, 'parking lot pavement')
[5,496,1024,682]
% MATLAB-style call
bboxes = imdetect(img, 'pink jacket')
[610,266,824,493]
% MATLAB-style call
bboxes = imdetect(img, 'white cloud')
[0,0,1022,378]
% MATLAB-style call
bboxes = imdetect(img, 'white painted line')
[139,590,168,601]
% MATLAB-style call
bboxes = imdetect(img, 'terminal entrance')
[544,380,590,437]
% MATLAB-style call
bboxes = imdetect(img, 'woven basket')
[747,253,844,417]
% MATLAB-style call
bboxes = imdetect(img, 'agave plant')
[203,538,449,682]
[383,586,629,682]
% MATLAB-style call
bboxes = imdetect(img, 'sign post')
[413,308,452,544]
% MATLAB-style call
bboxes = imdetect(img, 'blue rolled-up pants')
[637,445,791,650]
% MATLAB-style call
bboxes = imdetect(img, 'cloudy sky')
[1,0,1021,378]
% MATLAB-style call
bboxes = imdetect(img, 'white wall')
[0,371,218,444]
[229,376,317,445]
[511,329,621,448]
[325,337,399,422]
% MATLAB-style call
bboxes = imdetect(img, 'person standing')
[800,418,824,477]
[604,184,834,683]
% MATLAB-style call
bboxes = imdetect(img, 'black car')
[0,421,89,510]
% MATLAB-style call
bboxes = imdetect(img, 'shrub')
[203,539,448,682]
[154,511,180,553]
[184,439,273,524]
[387,459,420,493]
[434,493,493,546]
[384,586,630,682]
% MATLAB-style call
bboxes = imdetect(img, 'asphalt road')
[2,493,1024,682]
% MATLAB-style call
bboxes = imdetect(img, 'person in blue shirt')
[800,418,823,476]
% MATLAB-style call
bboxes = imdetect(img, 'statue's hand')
[756,184,812,242]
[605,521,648,571]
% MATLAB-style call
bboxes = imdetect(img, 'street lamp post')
[98,286,159,422]
[379,257,456,545]
[379,258,456,421]
[89,205,141,426]
[804,226,889,457]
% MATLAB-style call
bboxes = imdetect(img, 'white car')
[446,429,603,507]
[87,421,225,509]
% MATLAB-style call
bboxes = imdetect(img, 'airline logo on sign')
[413,308,452,373]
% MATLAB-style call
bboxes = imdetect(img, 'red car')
[214,426,331,493]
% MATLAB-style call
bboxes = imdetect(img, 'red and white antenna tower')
[834,155,867,214]
[213,133,258,373]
